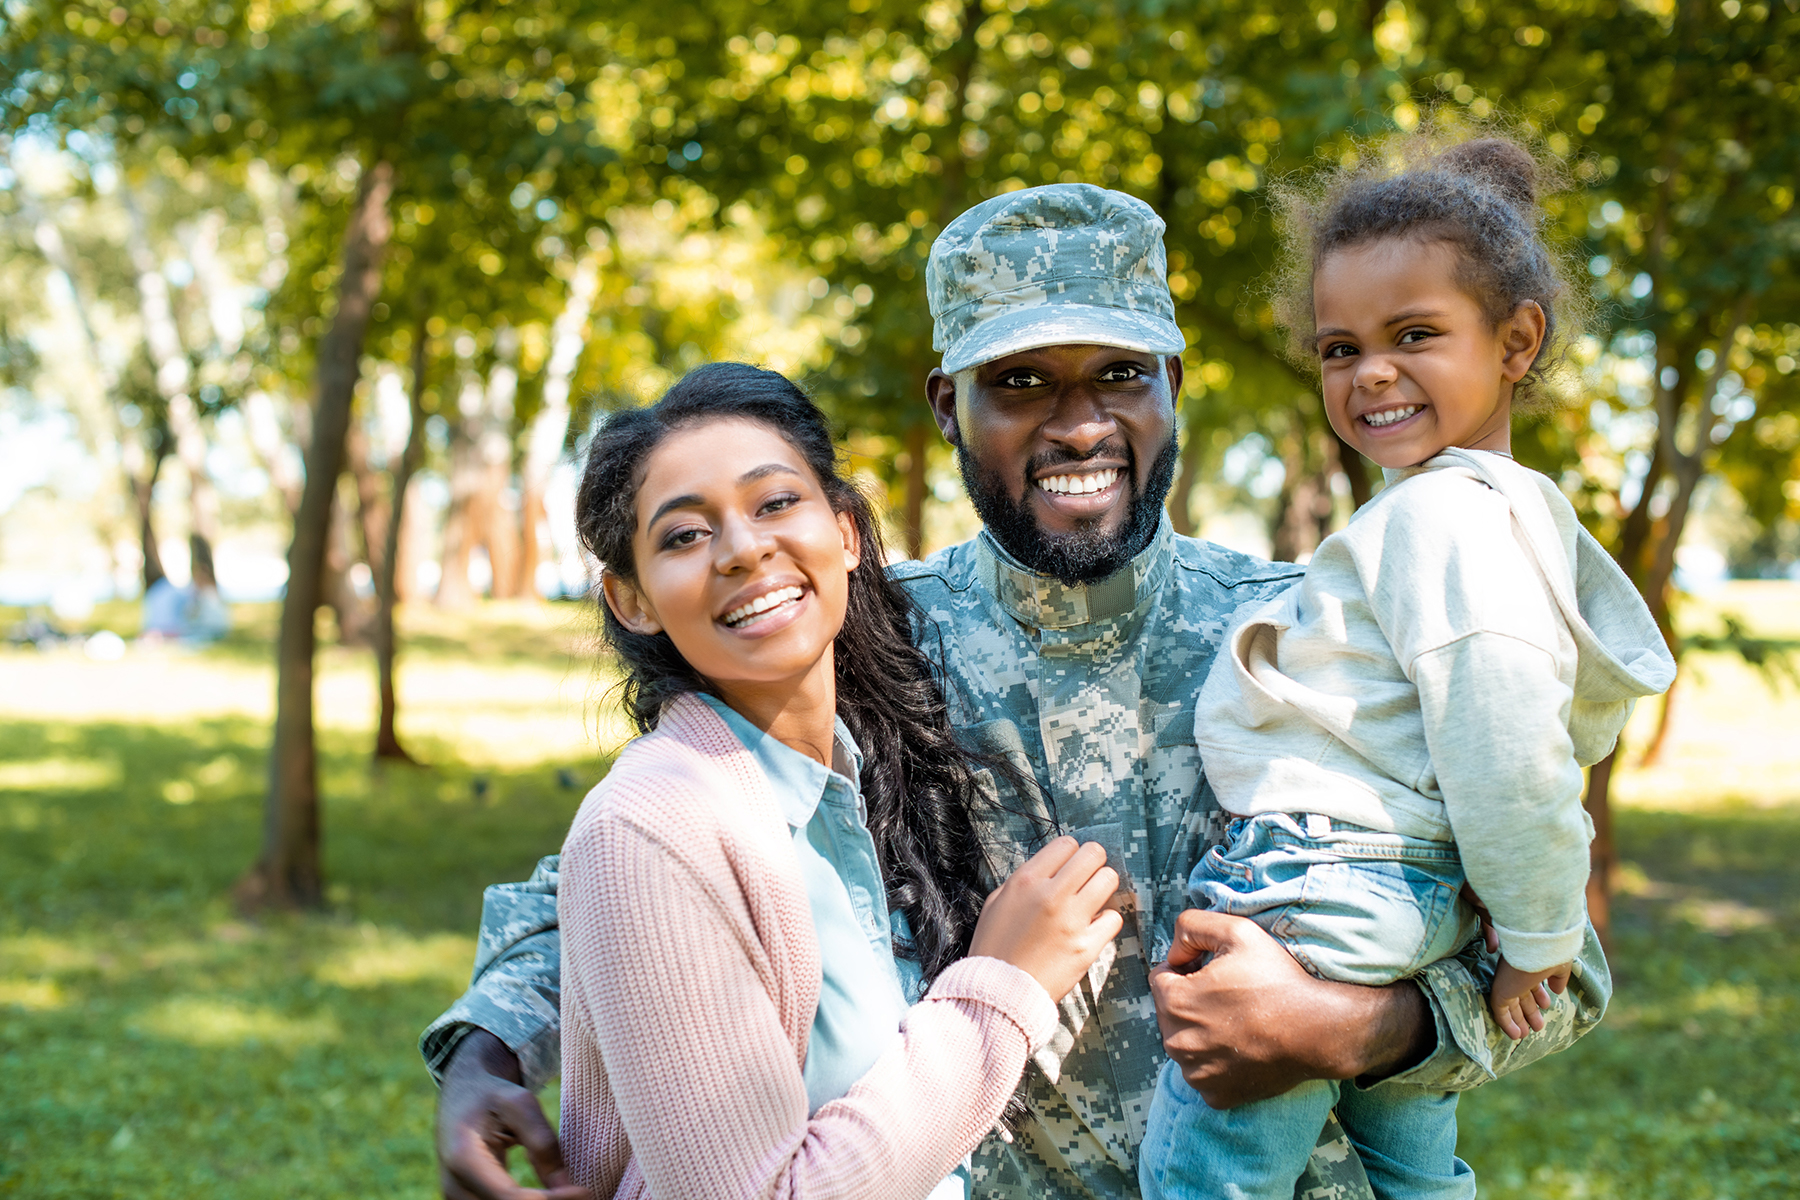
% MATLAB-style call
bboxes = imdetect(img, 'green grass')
[1457,801,1800,1198]
[2,595,1798,1197]
[0,711,596,1198]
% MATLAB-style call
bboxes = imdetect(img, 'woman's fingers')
[1072,865,1121,913]
[1021,835,1081,878]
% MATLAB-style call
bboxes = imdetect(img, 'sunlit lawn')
[1,587,1796,1198]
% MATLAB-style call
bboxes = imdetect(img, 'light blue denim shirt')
[696,695,911,1111]
[697,695,968,1199]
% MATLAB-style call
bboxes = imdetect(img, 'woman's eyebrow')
[738,462,801,485]
[647,493,705,528]
[645,464,801,528]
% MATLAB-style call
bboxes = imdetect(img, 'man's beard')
[956,431,1179,586]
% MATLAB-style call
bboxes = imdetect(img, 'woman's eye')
[662,527,706,549]
[759,494,799,516]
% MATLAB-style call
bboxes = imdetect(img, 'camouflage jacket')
[421,519,1612,1200]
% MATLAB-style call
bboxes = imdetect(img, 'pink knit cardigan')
[557,693,1059,1200]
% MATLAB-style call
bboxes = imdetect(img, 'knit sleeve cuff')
[1493,920,1588,974]
[924,957,1061,1054]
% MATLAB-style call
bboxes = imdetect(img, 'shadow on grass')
[1458,803,1800,1200]
[0,718,602,1199]
[4,714,1795,1198]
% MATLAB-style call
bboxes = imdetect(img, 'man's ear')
[1163,354,1186,402]
[925,368,961,446]
[836,509,862,573]
[601,570,662,635]
[1500,301,1547,382]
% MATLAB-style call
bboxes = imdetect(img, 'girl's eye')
[661,526,707,550]
[1322,342,1356,360]
[1398,328,1434,345]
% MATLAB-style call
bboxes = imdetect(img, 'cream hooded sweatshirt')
[1194,448,1675,972]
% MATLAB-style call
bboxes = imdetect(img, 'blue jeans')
[1140,812,1480,1200]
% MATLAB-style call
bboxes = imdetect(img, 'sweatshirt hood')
[1415,450,1676,764]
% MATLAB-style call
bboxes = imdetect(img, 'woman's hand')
[969,836,1124,1001]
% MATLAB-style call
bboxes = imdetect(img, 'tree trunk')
[483,332,524,599]
[1583,747,1618,946]
[134,435,171,591]
[901,422,929,560]
[238,160,393,913]
[1270,410,1333,563]
[122,186,219,545]
[1582,300,1746,943]
[373,319,430,762]
[1168,422,1204,538]
[243,389,304,517]
[1331,427,1373,511]
[1639,669,1678,767]
[323,478,373,645]
[345,417,389,585]
[436,393,483,608]
[518,254,601,600]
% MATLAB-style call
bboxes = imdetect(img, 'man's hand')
[436,1029,586,1200]
[1148,909,1434,1110]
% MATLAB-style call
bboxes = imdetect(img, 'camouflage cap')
[927,183,1186,375]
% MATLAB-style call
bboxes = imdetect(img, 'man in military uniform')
[423,185,1609,1200]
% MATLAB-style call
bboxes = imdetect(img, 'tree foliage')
[4,0,1794,908]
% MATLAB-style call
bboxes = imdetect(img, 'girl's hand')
[1489,955,1572,1040]
[969,836,1125,1001]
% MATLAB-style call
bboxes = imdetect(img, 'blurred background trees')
[2,0,1796,914]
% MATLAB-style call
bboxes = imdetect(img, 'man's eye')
[997,370,1047,388]
[1099,363,1147,382]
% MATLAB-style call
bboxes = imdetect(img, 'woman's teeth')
[723,586,803,627]
[1037,468,1119,496]
[1363,405,1422,428]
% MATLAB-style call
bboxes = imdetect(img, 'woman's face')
[603,418,860,705]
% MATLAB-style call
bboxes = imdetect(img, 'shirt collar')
[976,514,1176,631]
[695,693,863,830]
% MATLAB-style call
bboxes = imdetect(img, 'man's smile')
[1032,465,1126,521]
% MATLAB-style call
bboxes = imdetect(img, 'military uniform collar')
[976,516,1175,631]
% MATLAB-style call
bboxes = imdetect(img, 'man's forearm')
[1346,977,1435,1081]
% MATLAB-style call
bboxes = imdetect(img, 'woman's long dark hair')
[575,362,997,988]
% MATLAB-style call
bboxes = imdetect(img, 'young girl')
[558,362,1124,1199]
[1139,137,1675,1199]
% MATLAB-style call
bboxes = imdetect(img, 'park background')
[2,0,1797,1195]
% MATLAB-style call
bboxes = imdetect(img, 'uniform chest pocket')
[1153,707,1198,748]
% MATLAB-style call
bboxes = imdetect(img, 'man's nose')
[1041,382,1119,454]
